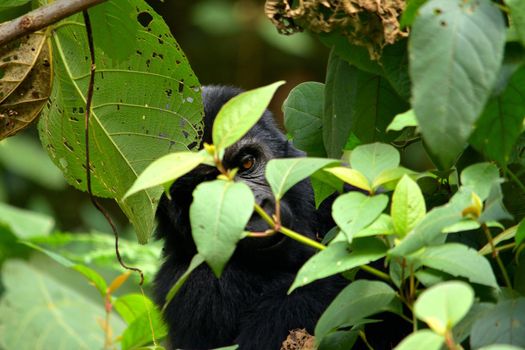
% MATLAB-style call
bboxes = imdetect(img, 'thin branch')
[0,0,107,46]
[481,223,512,289]
[82,10,144,285]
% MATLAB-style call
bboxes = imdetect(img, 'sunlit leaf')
[391,175,426,237]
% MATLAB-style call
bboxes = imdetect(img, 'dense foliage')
[1,0,525,349]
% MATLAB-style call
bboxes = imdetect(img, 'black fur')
[153,86,342,349]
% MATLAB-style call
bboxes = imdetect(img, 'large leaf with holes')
[38,0,203,243]
[0,258,125,349]
[410,0,506,168]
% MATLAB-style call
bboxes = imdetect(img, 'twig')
[481,223,512,288]
[0,0,107,46]
[82,10,144,285]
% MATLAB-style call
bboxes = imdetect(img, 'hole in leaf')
[137,12,153,27]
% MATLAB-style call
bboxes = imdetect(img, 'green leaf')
[470,67,525,165]
[190,180,254,276]
[324,167,371,193]
[414,281,474,334]
[163,254,205,310]
[323,50,357,158]
[516,219,525,246]
[315,280,397,342]
[507,0,525,47]
[400,0,430,27]
[117,294,168,350]
[410,0,506,168]
[0,0,30,8]
[460,163,501,201]
[0,258,125,349]
[0,202,54,238]
[266,158,338,200]
[289,239,387,292]
[386,109,418,132]
[479,346,525,350]
[318,330,359,350]
[90,1,137,61]
[389,189,471,257]
[471,298,525,348]
[394,330,444,350]
[332,192,389,241]
[213,81,284,151]
[354,214,395,238]
[39,1,203,244]
[479,183,512,223]
[415,243,498,287]
[21,241,108,297]
[124,151,205,198]
[391,175,426,237]
[283,82,326,157]
[350,143,400,184]
[310,170,343,208]
[372,167,416,190]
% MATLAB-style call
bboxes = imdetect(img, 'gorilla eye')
[240,155,255,171]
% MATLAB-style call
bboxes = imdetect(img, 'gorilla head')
[154,86,340,350]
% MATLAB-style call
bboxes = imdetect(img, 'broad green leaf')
[315,280,397,342]
[266,158,338,200]
[21,241,108,297]
[124,151,205,198]
[90,1,137,61]
[0,203,54,238]
[470,67,525,165]
[318,330,359,350]
[400,0,430,27]
[0,258,125,349]
[323,55,408,158]
[212,346,239,350]
[310,170,343,208]
[163,254,205,310]
[410,0,506,168]
[283,82,326,157]
[507,0,525,47]
[332,192,389,241]
[350,143,400,183]
[109,296,168,347]
[323,50,357,158]
[386,109,418,132]
[372,167,416,189]
[454,302,495,343]
[213,81,284,151]
[324,167,371,193]
[394,330,444,350]
[39,1,203,243]
[414,281,474,334]
[471,298,525,348]
[460,163,501,201]
[354,214,395,238]
[391,175,426,237]
[415,243,498,287]
[190,180,254,276]
[289,239,387,292]
[389,189,471,257]
[479,224,517,255]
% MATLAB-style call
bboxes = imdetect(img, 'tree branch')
[0,0,107,46]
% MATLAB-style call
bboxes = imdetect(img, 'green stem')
[280,226,326,251]
[482,223,512,288]
[506,167,525,193]
[359,265,391,282]
[254,203,275,227]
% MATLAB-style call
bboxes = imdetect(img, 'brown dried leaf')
[265,0,408,60]
[281,329,316,350]
[0,36,52,139]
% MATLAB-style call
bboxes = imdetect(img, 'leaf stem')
[359,265,391,282]
[481,223,512,288]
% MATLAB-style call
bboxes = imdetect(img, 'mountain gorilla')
[153,86,342,349]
